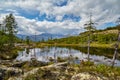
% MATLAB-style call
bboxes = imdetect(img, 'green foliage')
[4,13,17,47]
[46,32,118,44]
[80,61,94,66]
[25,69,57,80]
[95,64,110,73]
[0,48,18,60]
[0,14,19,60]
[0,13,17,50]
[57,57,66,62]
[93,64,120,78]
[84,15,96,33]
[26,36,30,45]
[49,57,54,62]
[95,33,117,44]
[105,25,120,31]
[24,61,120,80]
[70,61,120,79]
[0,32,9,46]
[45,25,120,45]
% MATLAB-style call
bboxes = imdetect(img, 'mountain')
[16,34,27,40]
[16,33,65,41]
[46,25,120,44]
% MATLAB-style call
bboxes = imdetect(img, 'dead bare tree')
[112,17,120,67]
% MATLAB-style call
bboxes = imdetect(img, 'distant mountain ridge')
[16,33,65,41]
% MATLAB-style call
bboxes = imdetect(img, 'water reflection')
[16,47,120,66]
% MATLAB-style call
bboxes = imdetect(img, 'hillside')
[46,25,120,45]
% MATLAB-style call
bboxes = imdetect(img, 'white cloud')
[0,0,120,35]
[56,15,63,21]
[16,16,81,35]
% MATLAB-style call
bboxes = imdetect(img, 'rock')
[0,72,3,80]
[8,77,22,80]
[0,69,6,80]
[0,66,22,80]
[71,72,108,80]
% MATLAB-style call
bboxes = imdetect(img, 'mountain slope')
[46,25,120,44]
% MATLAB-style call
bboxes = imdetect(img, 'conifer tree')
[4,13,17,48]
[84,14,96,60]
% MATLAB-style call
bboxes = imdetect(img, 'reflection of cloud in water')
[16,47,120,66]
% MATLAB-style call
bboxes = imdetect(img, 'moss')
[49,57,54,62]
[21,60,48,71]
[25,68,58,80]
[66,61,120,79]
[80,60,94,66]
[57,57,66,62]
[22,61,120,80]
[0,47,20,60]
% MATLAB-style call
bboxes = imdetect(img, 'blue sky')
[0,0,120,35]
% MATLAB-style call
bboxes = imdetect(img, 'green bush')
[80,61,94,66]
[57,57,66,62]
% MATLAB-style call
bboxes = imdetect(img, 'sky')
[0,0,120,35]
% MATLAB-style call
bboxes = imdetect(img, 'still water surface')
[16,46,120,66]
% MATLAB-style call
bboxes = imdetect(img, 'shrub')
[80,61,94,66]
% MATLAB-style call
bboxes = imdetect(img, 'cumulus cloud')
[15,15,81,35]
[0,0,120,35]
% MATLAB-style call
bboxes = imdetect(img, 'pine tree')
[84,14,96,61]
[26,36,30,45]
[4,13,17,48]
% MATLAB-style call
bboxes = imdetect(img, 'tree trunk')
[112,31,120,67]
[112,46,117,67]
[54,44,57,63]
[87,34,90,61]
[34,47,36,58]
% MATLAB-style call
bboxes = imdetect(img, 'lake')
[16,46,120,66]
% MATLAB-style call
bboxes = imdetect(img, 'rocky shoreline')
[0,60,120,80]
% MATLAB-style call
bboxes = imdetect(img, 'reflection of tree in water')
[68,48,74,64]
[26,48,30,54]
[60,50,63,54]
[54,47,57,63]
[44,47,50,61]
[40,48,45,53]
[64,46,120,59]
[40,46,50,53]
[21,48,28,57]
[22,50,24,56]
[25,48,30,57]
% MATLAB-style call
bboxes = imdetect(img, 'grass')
[23,61,120,80]
[38,42,120,49]
[71,61,120,79]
